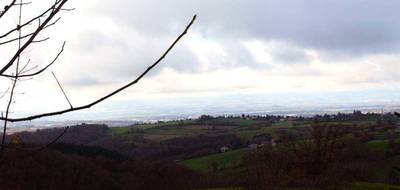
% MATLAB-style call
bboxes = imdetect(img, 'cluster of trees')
[9,124,245,160]
[199,110,399,123]
[312,111,398,122]
[14,124,109,145]
[0,145,202,190]
[135,134,244,160]
[244,124,387,189]
[198,114,286,122]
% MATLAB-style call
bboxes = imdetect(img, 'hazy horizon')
[10,89,400,126]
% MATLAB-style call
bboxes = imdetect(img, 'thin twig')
[0,0,63,39]
[0,0,23,158]
[44,126,69,148]
[0,42,65,78]
[0,16,62,46]
[32,37,50,43]
[0,0,68,74]
[0,15,197,122]
[52,71,73,109]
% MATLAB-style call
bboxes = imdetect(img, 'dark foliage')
[15,124,109,145]
[131,134,245,160]
[0,145,201,190]
[48,143,128,161]
[243,124,386,190]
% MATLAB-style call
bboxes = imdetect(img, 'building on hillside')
[220,146,230,153]
[271,138,277,147]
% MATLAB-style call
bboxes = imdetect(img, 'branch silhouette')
[0,0,17,19]
[0,42,66,78]
[0,14,197,122]
[0,0,68,74]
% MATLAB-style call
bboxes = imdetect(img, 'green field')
[367,139,390,151]
[109,117,377,142]
[350,182,400,190]
[367,138,400,151]
[180,148,248,172]
[200,188,245,190]
[110,118,281,142]
[200,183,400,190]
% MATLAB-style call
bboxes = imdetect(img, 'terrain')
[2,111,400,189]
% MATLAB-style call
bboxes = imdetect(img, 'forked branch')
[0,0,68,75]
[0,14,197,122]
[0,42,66,78]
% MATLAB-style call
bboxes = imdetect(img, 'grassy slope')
[110,120,197,135]
[289,183,400,190]
[110,117,377,137]
[201,183,400,190]
[367,138,400,151]
[350,182,400,190]
[179,148,248,172]
[201,188,245,190]
[367,139,390,151]
[110,118,282,142]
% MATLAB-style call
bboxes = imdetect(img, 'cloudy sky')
[1,0,400,120]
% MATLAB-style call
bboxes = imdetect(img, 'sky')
[1,0,400,121]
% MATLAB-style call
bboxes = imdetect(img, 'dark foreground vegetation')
[2,111,400,189]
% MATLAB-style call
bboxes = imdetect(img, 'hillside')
[4,112,400,189]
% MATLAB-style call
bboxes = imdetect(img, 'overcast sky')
[1,0,400,120]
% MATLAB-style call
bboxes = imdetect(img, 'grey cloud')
[163,47,202,74]
[94,0,400,56]
[272,49,310,64]
[69,30,201,81]
[75,31,129,53]
[65,75,102,87]
[222,40,259,69]
[269,43,311,64]
[62,0,400,88]
[70,28,257,81]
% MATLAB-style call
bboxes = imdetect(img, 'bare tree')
[0,0,196,155]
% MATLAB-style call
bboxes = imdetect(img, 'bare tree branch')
[0,0,68,75]
[51,71,73,109]
[0,14,197,122]
[0,0,24,157]
[0,87,10,100]
[0,41,65,79]
[32,37,50,43]
[0,0,62,39]
[0,0,17,19]
[18,58,31,74]
[0,17,61,46]
[44,126,69,147]
[0,32,33,46]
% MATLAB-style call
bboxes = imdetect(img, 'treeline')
[9,124,245,161]
[195,110,400,125]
